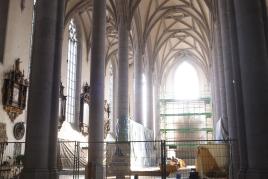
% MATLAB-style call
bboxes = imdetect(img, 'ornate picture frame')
[13,122,25,140]
[2,59,28,121]
[79,83,111,138]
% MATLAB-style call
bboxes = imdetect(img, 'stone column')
[214,17,229,139]
[22,1,64,178]
[134,47,143,125]
[0,1,9,62]
[218,1,240,177]
[234,0,268,178]
[117,0,129,141]
[88,0,106,178]
[113,63,118,132]
[211,46,222,128]
[227,0,248,177]
[74,38,82,130]
[48,0,66,174]
[154,81,161,140]
[210,12,222,129]
[147,69,154,131]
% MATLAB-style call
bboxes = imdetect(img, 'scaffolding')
[160,97,213,142]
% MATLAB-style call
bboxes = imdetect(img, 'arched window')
[66,19,78,123]
[174,61,199,99]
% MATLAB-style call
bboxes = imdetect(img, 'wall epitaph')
[2,59,28,121]
[79,83,111,138]
[79,83,90,135]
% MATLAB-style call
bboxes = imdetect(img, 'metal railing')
[0,140,232,179]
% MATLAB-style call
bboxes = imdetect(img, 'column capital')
[116,0,132,30]
[134,44,145,59]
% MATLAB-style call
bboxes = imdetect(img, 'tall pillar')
[227,0,248,177]
[218,1,240,177]
[88,0,106,178]
[113,62,118,132]
[134,47,143,125]
[22,1,64,178]
[211,46,222,128]
[74,38,82,130]
[234,0,268,178]
[214,17,229,139]
[49,0,66,173]
[154,81,161,140]
[0,1,9,62]
[211,14,222,130]
[117,0,129,141]
[147,69,154,130]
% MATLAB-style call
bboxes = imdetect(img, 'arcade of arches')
[0,0,268,178]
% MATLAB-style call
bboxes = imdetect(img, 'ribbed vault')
[64,0,212,83]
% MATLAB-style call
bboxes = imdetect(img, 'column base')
[21,168,58,179]
[238,168,247,179]
[117,117,129,141]
[87,162,105,179]
[245,168,268,179]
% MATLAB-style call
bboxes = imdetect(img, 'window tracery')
[66,19,78,123]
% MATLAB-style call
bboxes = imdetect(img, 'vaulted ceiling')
[65,0,213,82]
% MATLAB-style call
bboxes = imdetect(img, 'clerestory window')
[66,19,78,123]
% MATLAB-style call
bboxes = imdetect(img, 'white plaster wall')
[61,27,68,92]
[80,46,90,88]
[0,0,34,142]
[104,61,111,101]
[79,18,90,88]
